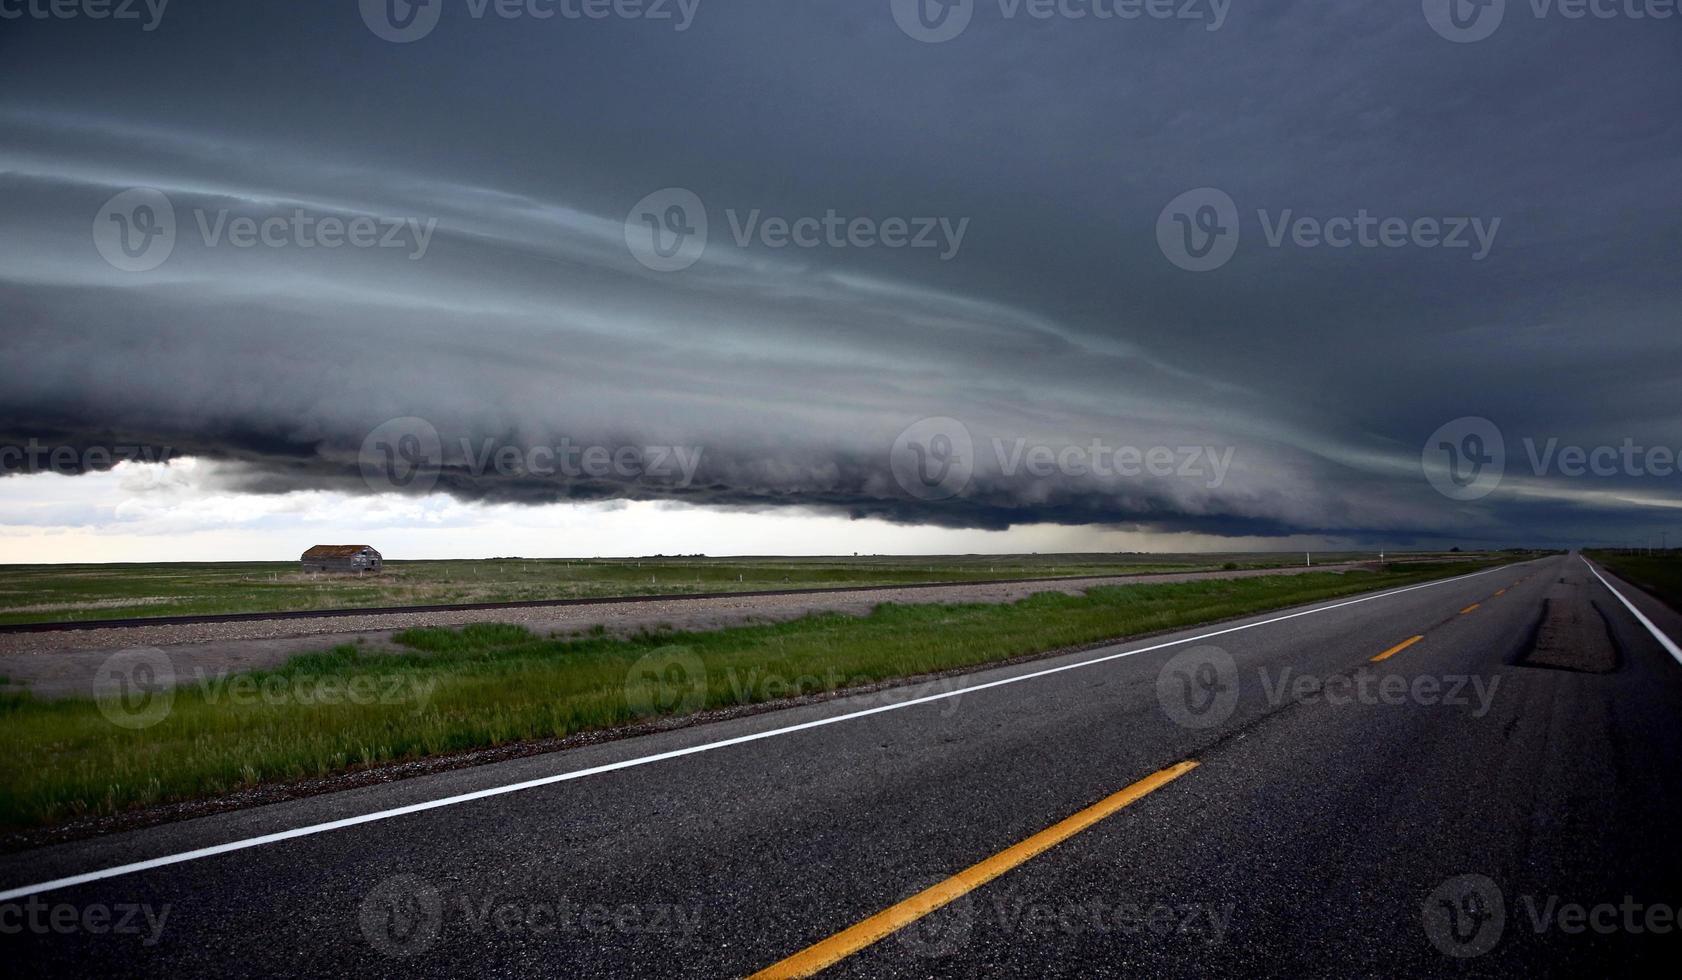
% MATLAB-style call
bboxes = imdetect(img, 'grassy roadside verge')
[0,560,1504,829]
[1586,551,1682,612]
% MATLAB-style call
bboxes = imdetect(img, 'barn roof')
[301,545,378,559]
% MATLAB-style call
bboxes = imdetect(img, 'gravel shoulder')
[0,562,1376,698]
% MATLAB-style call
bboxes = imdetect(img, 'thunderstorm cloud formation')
[1,1,1679,550]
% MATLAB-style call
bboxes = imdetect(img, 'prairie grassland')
[1586,550,1682,611]
[0,560,1501,829]
[0,552,1416,626]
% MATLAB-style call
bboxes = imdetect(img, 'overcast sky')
[2,1,1679,560]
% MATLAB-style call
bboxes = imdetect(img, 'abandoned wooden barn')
[299,545,383,574]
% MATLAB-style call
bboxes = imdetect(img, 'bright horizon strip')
[0,562,1518,903]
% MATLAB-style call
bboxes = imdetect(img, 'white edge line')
[0,561,1517,903]
[1582,557,1682,666]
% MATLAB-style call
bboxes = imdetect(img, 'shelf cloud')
[2,2,1679,551]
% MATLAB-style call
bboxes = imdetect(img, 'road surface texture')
[4,553,1679,977]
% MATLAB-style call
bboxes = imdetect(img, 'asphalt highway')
[4,553,1679,977]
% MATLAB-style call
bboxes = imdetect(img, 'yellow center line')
[1370,634,1424,662]
[1493,588,1507,597]
[746,760,1200,979]
[1460,603,1481,614]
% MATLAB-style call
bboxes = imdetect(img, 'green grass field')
[0,559,1504,829]
[0,552,1415,626]
[1587,551,1682,611]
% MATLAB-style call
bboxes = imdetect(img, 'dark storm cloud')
[1,0,1678,547]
